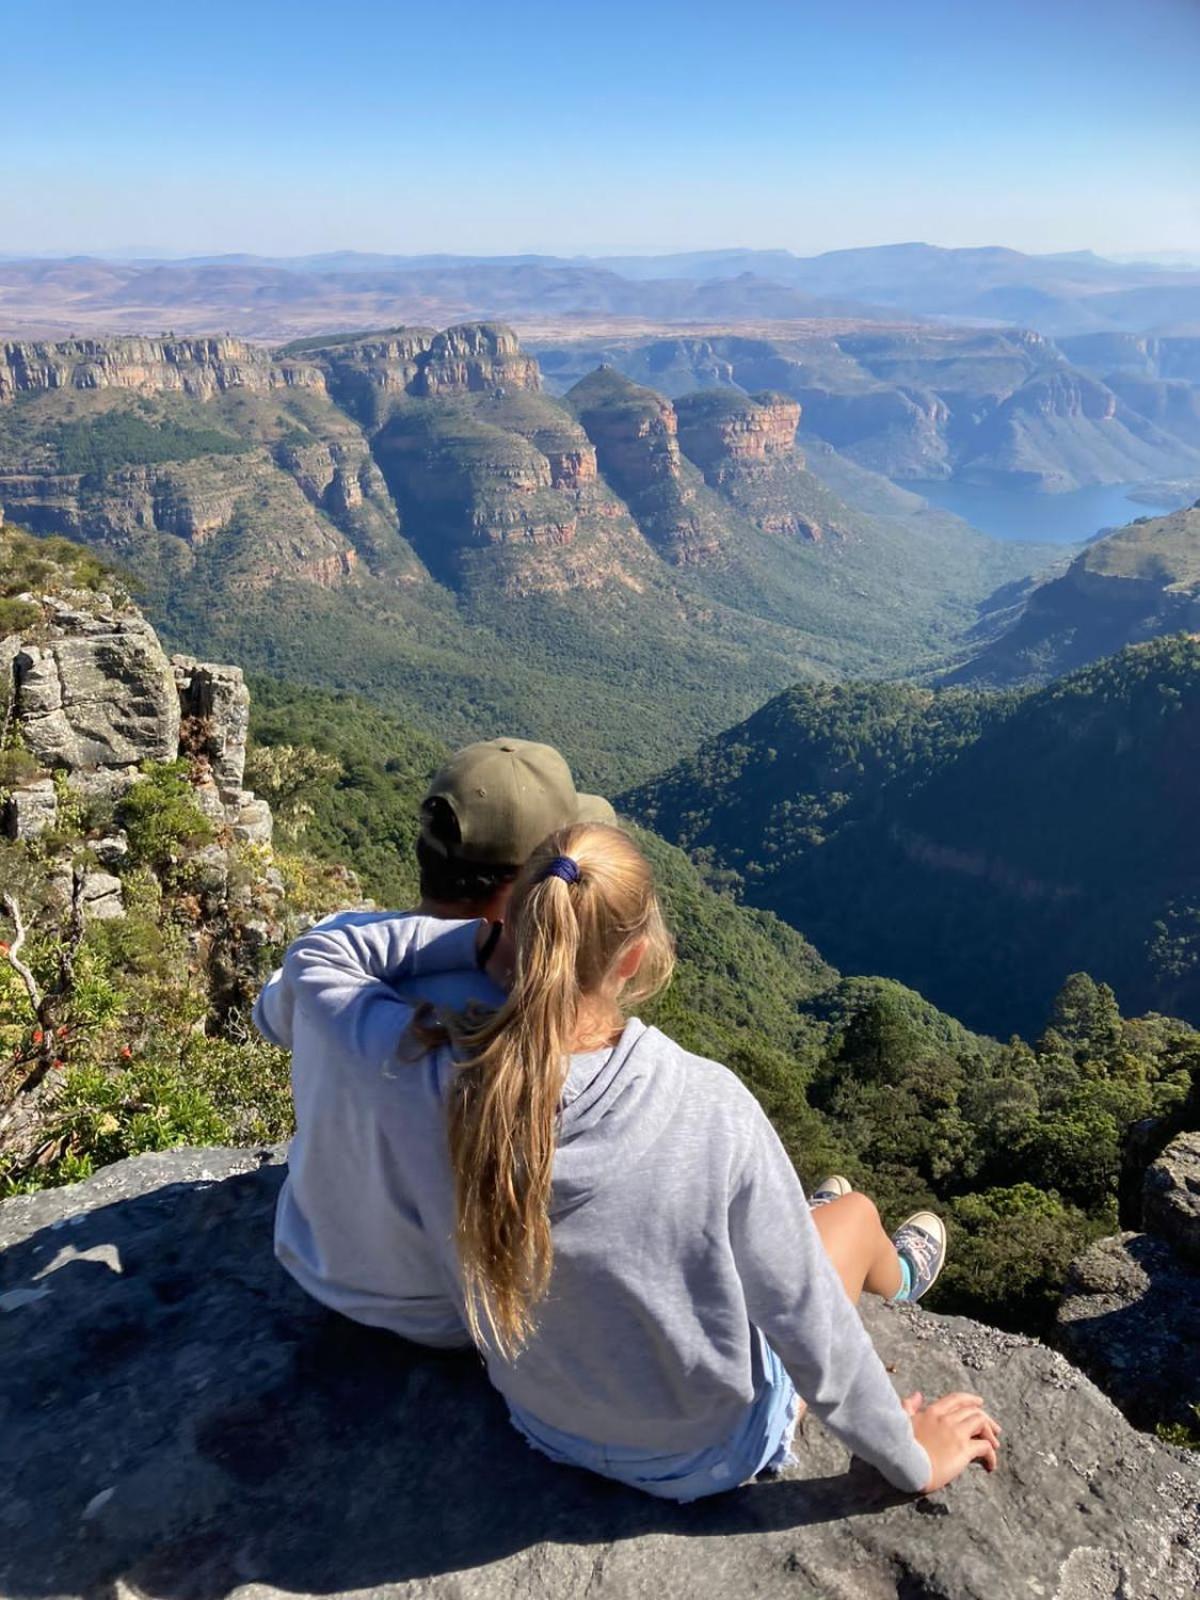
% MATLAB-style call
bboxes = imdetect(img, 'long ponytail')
[448,823,673,1357]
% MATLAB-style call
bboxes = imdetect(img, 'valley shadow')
[0,1165,901,1599]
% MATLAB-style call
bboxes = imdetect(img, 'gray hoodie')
[255,911,931,1493]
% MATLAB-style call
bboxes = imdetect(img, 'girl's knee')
[840,1191,883,1233]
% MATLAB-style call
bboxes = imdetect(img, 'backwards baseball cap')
[420,737,613,866]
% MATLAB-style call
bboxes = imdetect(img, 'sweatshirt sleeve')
[253,912,483,1067]
[728,1111,932,1494]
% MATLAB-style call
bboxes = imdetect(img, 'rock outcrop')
[676,390,802,479]
[10,594,180,777]
[0,1149,1196,1599]
[0,337,325,403]
[2,583,273,861]
[1143,1133,1200,1267]
[1058,1132,1200,1434]
[286,325,539,431]
[673,390,839,544]
[567,368,726,564]
[409,324,541,398]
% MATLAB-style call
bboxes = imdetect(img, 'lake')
[908,479,1194,545]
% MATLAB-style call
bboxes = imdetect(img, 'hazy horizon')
[4,242,1200,268]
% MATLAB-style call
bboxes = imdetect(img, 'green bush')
[118,762,215,869]
[0,748,44,789]
[0,597,41,636]
[935,1184,1104,1335]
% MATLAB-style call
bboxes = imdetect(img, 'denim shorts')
[507,1331,801,1503]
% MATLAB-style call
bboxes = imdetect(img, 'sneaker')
[891,1212,947,1302]
[808,1174,853,1210]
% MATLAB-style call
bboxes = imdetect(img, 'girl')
[277,823,999,1501]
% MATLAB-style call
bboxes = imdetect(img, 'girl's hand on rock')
[903,1390,1001,1492]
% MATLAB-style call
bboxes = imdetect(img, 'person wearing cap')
[252,737,613,1345]
[415,738,615,925]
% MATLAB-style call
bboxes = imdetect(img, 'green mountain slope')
[624,636,1200,1037]
[954,501,1200,685]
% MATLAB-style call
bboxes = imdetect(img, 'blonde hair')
[448,823,674,1358]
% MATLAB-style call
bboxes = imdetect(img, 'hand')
[903,1391,1001,1492]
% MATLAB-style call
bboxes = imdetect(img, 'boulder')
[1143,1133,1200,1267]
[91,831,129,869]
[1057,1229,1200,1432]
[231,793,274,845]
[14,603,179,770]
[80,869,124,921]
[1,1150,1197,1600]
[1,775,57,840]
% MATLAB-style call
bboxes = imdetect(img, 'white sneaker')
[891,1212,947,1302]
[808,1175,853,1210]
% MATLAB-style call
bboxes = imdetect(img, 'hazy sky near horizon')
[6,0,1199,260]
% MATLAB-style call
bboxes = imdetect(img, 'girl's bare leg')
[811,1192,904,1304]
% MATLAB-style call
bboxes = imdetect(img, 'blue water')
[909,479,1192,545]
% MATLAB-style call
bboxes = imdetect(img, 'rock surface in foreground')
[1,1151,1197,1599]
[1058,1132,1200,1434]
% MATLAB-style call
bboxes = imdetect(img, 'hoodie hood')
[552,1019,686,1207]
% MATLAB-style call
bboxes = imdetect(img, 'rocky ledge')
[0,1149,1196,1600]
[1058,1131,1200,1436]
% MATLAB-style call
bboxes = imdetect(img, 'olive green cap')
[421,737,612,866]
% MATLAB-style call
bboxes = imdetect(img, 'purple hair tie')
[542,854,582,885]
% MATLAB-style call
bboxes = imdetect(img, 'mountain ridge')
[0,325,1048,789]
[952,500,1200,685]
[624,633,1200,1036]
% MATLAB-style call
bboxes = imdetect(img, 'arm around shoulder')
[278,912,484,1067]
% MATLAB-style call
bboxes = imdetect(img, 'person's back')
[254,737,613,1343]
[275,822,1000,1501]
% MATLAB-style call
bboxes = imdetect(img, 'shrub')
[118,762,215,869]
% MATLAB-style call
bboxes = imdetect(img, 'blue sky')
[5,0,1198,259]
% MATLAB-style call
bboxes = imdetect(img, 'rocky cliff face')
[0,542,303,1180]
[675,391,802,478]
[410,323,540,398]
[290,325,540,431]
[536,327,1200,492]
[673,390,843,544]
[1058,1131,1200,1439]
[567,368,725,564]
[0,337,325,402]
[369,391,628,587]
[0,454,365,590]
[1,1147,1196,1600]
[1,580,273,854]
[794,385,954,480]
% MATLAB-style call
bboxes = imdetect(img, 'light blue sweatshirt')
[254,911,931,1493]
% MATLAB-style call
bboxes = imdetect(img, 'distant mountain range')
[3,243,1200,343]
[0,326,1042,789]
[531,327,1200,492]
